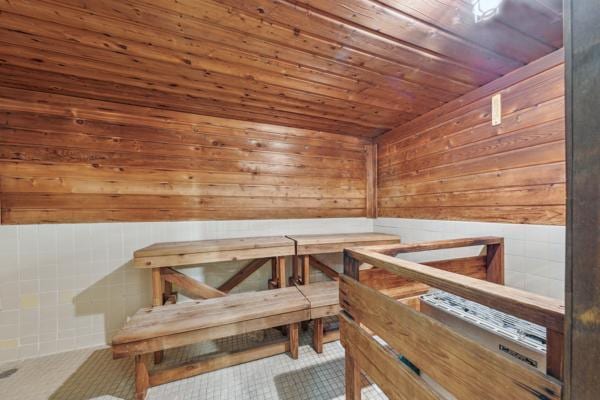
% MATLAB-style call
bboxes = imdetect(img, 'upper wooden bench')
[134,236,296,268]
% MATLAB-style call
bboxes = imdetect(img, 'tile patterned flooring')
[0,323,387,400]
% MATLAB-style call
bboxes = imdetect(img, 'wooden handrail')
[354,236,503,256]
[345,247,565,332]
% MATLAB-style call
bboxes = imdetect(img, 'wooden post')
[151,268,164,364]
[135,354,151,400]
[269,257,277,289]
[485,240,504,285]
[547,329,564,380]
[565,1,600,397]
[343,250,360,281]
[163,280,174,303]
[343,250,362,400]
[276,256,286,288]
[365,143,377,219]
[289,322,299,359]
[345,350,361,400]
[301,254,310,285]
[291,255,299,285]
[297,254,311,332]
[313,318,324,353]
[343,250,361,325]
[151,268,163,306]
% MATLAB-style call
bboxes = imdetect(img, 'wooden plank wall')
[0,87,369,224]
[376,49,566,225]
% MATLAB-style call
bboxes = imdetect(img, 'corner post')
[485,240,504,284]
[547,329,564,380]
[365,143,377,219]
[342,249,362,400]
[343,250,360,281]
[565,0,600,396]
[151,268,164,364]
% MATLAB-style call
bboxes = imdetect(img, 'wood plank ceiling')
[0,0,563,137]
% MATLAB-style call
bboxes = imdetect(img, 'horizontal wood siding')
[0,0,561,136]
[0,87,369,224]
[376,50,566,225]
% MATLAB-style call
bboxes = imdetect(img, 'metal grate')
[420,290,547,353]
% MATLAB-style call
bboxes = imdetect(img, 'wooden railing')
[341,237,564,400]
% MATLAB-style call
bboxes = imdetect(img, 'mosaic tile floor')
[0,323,387,400]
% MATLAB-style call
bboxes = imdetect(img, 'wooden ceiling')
[0,0,563,137]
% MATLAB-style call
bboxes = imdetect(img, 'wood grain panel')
[0,87,369,224]
[0,1,564,224]
[0,0,562,137]
[376,50,566,225]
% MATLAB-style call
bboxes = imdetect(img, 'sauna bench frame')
[133,236,296,363]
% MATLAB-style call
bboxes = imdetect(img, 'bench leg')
[135,354,151,400]
[313,318,324,354]
[291,255,299,285]
[163,280,175,303]
[151,268,165,364]
[289,322,299,359]
[276,256,286,288]
[345,350,361,400]
[301,255,310,285]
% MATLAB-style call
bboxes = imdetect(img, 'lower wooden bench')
[112,287,310,400]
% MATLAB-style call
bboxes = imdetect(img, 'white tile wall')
[0,216,566,364]
[374,218,566,301]
[0,218,373,364]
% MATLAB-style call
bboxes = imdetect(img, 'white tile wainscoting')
[0,218,372,364]
[0,216,566,365]
[374,218,566,300]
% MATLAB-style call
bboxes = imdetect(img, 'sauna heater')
[419,290,547,372]
[407,290,548,399]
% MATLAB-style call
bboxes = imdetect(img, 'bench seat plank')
[287,233,400,255]
[112,309,308,359]
[113,287,309,345]
[134,236,295,268]
[296,281,340,319]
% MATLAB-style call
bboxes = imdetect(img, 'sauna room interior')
[0,0,598,399]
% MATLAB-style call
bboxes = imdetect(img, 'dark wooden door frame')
[564,1,600,398]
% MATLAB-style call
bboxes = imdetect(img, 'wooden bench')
[112,287,309,400]
[133,236,296,363]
